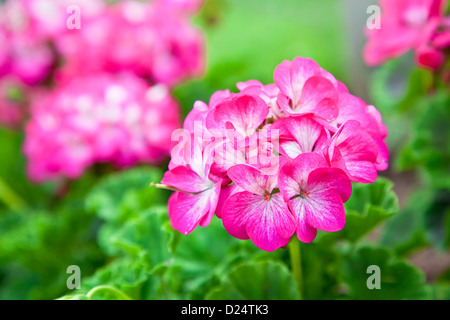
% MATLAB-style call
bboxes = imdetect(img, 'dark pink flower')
[364,0,448,66]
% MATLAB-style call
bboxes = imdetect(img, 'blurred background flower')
[0,0,204,181]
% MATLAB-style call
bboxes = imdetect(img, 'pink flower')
[0,0,105,85]
[364,0,448,67]
[55,0,204,87]
[278,153,352,243]
[416,16,450,70]
[325,120,380,183]
[154,0,205,15]
[271,116,329,159]
[159,56,389,250]
[206,94,269,138]
[416,44,445,70]
[274,57,339,119]
[221,164,296,252]
[161,137,221,235]
[24,73,181,182]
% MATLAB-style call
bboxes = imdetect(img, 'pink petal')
[328,147,378,183]
[274,60,295,98]
[298,76,338,119]
[162,166,210,193]
[199,183,221,227]
[227,164,268,196]
[416,45,445,71]
[221,191,251,240]
[168,184,220,235]
[183,100,209,132]
[302,188,346,232]
[307,167,352,202]
[215,183,244,219]
[287,198,317,243]
[272,116,324,157]
[206,94,269,137]
[274,58,321,102]
[222,192,295,251]
[336,93,376,131]
[332,120,378,163]
[209,89,231,108]
[345,161,378,183]
[278,153,328,201]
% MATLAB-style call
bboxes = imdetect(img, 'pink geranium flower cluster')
[0,0,205,181]
[24,74,180,182]
[159,57,389,251]
[0,0,204,87]
[364,0,450,71]
[55,0,204,86]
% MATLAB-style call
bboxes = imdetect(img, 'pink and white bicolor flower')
[278,153,352,243]
[206,94,269,139]
[271,116,330,159]
[159,139,221,235]
[221,163,296,252]
[274,57,339,120]
[326,120,379,183]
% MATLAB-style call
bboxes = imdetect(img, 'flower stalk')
[0,176,26,212]
[288,239,303,300]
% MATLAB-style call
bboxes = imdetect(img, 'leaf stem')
[86,285,133,300]
[288,239,303,300]
[0,176,26,212]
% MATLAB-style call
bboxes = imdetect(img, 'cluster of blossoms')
[24,74,180,182]
[364,0,450,71]
[0,0,205,181]
[0,0,204,86]
[159,57,389,251]
[55,0,204,86]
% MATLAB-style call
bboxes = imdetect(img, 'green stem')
[288,239,303,300]
[86,285,133,300]
[0,176,26,212]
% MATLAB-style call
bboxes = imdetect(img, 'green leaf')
[340,246,430,300]
[206,261,299,300]
[344,178,398,215]
[396,90,450,189]
[85,167,165,223]
[301,242,342,300]
[80,256,158,300]
[426,284,450,300]
[382,189,450,254]
[98,206,173,271]
[0,204,104,299]
[0,128,54,208]
[164,217,256,299]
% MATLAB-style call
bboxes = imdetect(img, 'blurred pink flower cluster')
[158,57,389,251]
[0,0,205,181]
[364,0,450,71]
[25,74,180,182]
